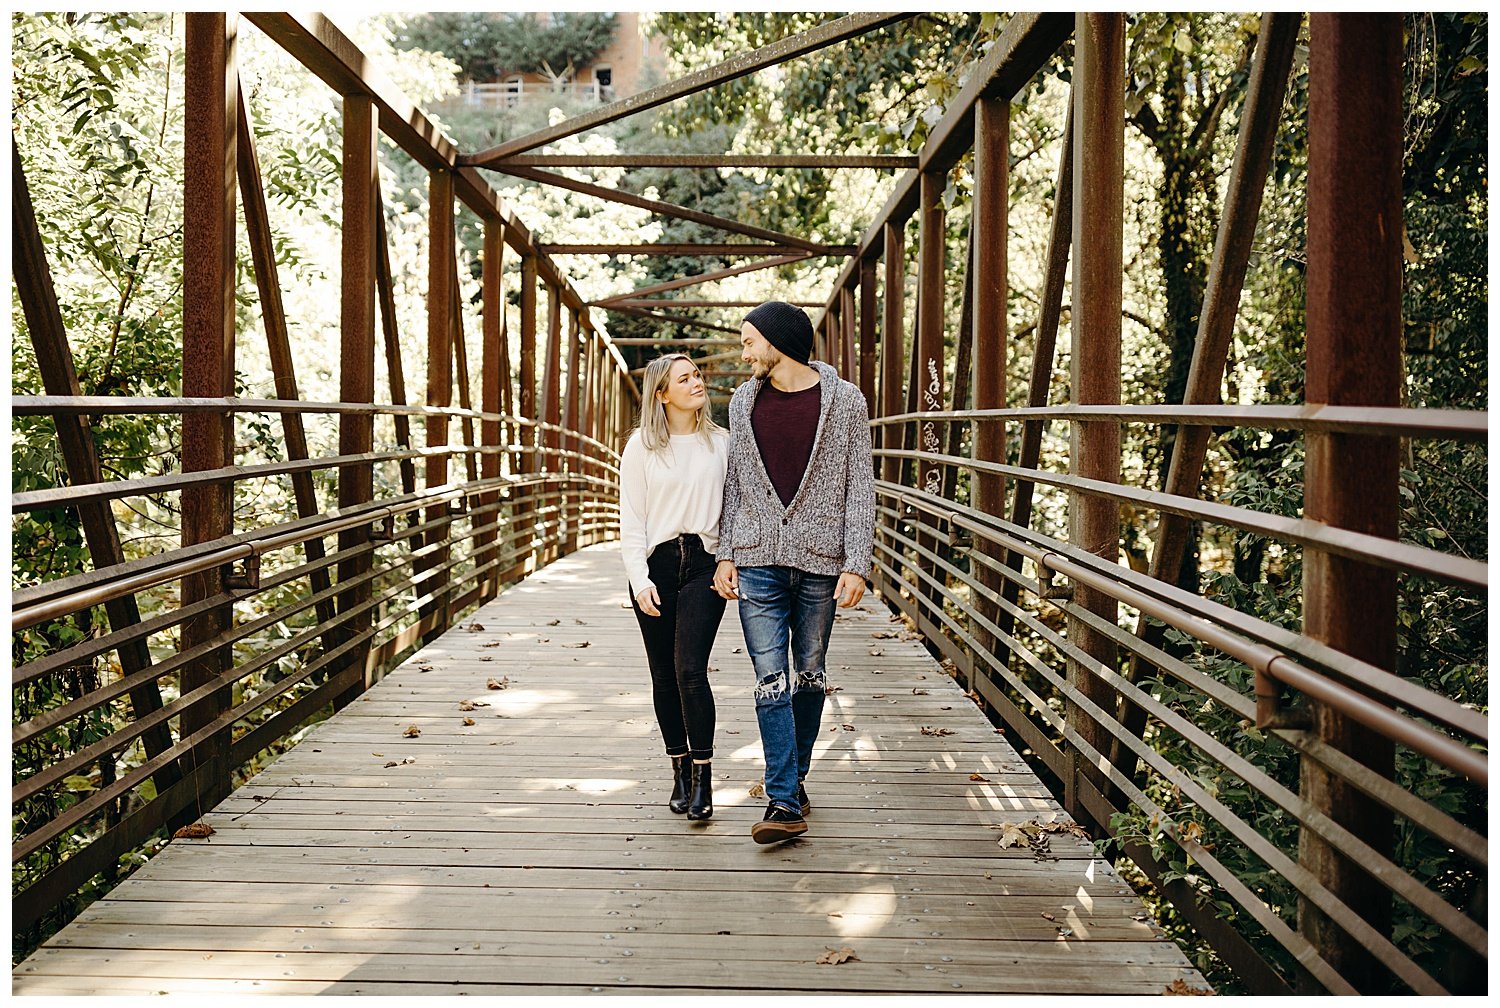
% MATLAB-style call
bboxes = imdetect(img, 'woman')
[619,353,730,821]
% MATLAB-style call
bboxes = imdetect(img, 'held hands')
[835,572,866,608]
[712,560,739,600]
[635,585,662,617]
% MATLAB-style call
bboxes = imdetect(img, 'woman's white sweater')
[619,428,729,596]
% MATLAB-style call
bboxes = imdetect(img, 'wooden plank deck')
[13,543,1209,995]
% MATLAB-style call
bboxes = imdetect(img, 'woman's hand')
[712,560,739,600]
[635,585,662,617]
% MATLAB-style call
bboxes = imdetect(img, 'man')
[712,300,875,844]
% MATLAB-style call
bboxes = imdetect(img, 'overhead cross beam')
[540,243,856,256]
[606,299,825,309]
[462,12,915,166]
[496,164,826,252]
[593,254,812,307]
[492,154,918,169]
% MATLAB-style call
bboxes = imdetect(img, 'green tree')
[394,12,617,82]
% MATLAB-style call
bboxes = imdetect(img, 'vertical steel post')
[858,257,878,411]
[541,283,563,562]
[972,97,1009,667]
[564,306,582,553]
[479,218,505,600]
[420,169,454,641]
[1299,13,1401,991]
[1066,12,1124,823]
[914,170,947,620]
[880,221,907,492]
[180,13,238,801]
[334,93,379,697]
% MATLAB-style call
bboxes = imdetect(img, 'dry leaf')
[383,757,416,768]
[458,701,477,711]
[462,718,476,726]
[546,619,561,626]
[479,656,494,662]
[868,647,883,656]
[1163,979,1215,996]
[482,641,501,648]
[173,823,215,839]
[465,623,484,632]
[1178,820,1205,845]
[747,781,765,798]
[920,726,955,737]
[403,725,421,738]
[870,630,897,639]
[872,694,886,699]
[486,677,509,690]
[912,688,929,695]
[816,947,860,966]
[969,773,989,782]
[562,641,591,649]
[732,647,743,653]
[824,685,843,695]
[1041,912,1056,921]
[841,723,856,731]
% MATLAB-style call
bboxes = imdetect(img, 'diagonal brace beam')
[594,254,812,306]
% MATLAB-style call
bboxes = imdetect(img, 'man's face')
[740,322,782,380]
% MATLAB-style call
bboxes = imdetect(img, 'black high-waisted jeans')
[630,533,726,760]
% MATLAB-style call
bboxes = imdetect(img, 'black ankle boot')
[686,761,713,820]
[669,755,692,814]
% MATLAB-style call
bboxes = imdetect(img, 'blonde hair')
[635,353,721,451]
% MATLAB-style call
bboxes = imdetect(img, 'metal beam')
[540,243,855,257]
[496,165,827,252]
[495,154,917,169]
[604,299,823,309]
[594,254,813,306]
[463,12,915,165]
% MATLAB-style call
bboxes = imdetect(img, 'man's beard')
[750,360,772,379]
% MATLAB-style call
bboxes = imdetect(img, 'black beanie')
[745,301,813,365]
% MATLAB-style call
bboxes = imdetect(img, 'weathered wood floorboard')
[13,543,1207,995]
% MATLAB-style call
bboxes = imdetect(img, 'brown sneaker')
[750,803,807,844]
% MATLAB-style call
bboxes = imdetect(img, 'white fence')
[443,80,615,110]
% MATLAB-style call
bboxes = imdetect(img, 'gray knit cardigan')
[716,361,875,579]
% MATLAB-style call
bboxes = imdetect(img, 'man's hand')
[713,560,739,600]
[835,572,866,608]
[635,585,661,617]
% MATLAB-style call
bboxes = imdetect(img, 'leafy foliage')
[394,12,617,82]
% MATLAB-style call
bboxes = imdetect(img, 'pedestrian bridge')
[14,545,1205,995]
[11,11,1486,997]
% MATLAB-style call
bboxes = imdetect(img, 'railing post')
[914,169,947,622]
[858,258,878,411]
[479,217,505,601]
[1066,12,1124,825]
[420,168,454,643]
[334,92,379,700]
[180,12,239,807]
[542,282,563,562]
[972,96,1008,668]
[840,285,858,379]
[564,305,582,554]
[879,221,906,492]
[1298,13,1401,991]
[516,253,539,577]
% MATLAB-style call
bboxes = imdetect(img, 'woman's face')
[657,358,707,413]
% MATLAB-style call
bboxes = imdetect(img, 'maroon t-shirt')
[752,381,821,507]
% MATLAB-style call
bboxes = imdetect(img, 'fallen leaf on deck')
[403,725,422,737]
[827,912,843,918]
[482,641,502,648]
[870,630,898,639]
[732,647,743,653]
[912,688,929,695]
[824,685,843,695]
[872,694,887,699]
[462,718,476,726]
[383,757,416,768]
[574,619,586,625]
[1056,926,1073,938]
[842,724,856,731]
[458,701,477,711]
[173,823,215,839]
[465,623,484,632]
[920,726,955,736]
[1041,912,1056,921]
[547,619,561,626]
[562,641,591,649]
[747,781,765,797]
[816,947,860,965]
[479,656,494,661]
[969,773,989,782]
[1163,979,1215,996]
[486,677,509,690]
[868,648,883,656]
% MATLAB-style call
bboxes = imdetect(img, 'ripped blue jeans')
[736,565,838,814]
